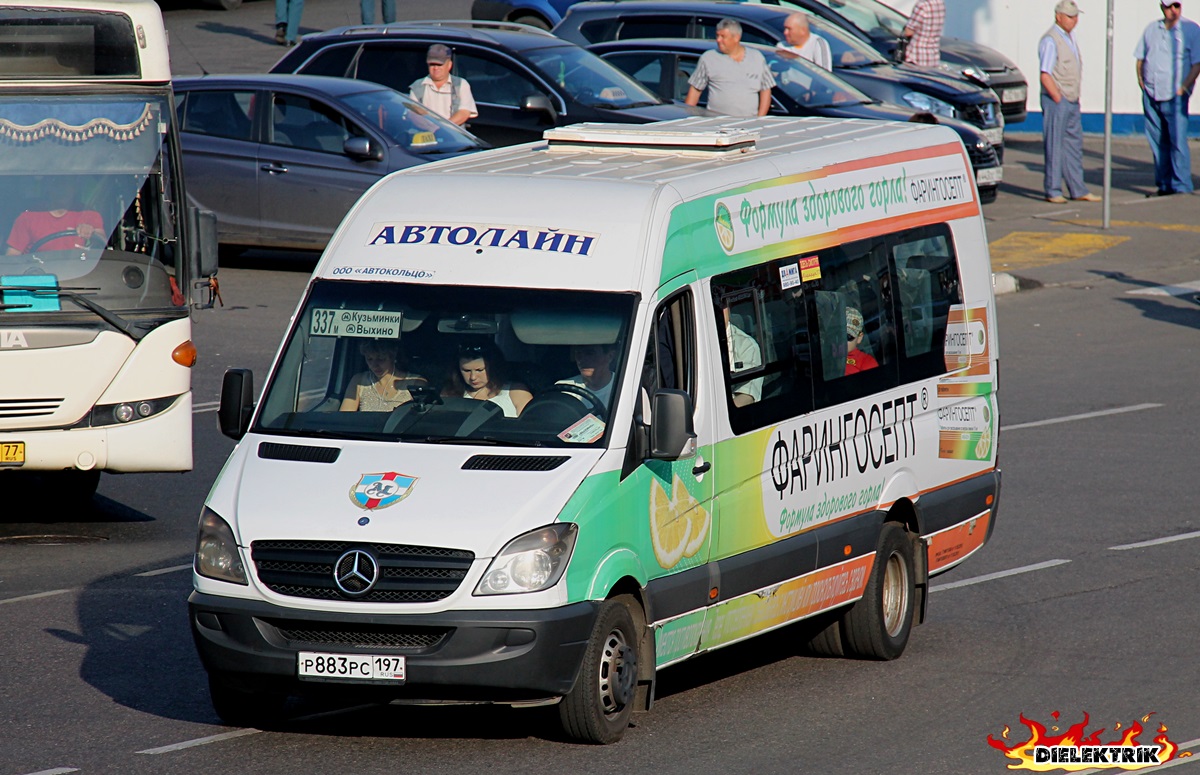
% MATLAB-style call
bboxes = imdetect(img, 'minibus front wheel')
[558,595,643,744]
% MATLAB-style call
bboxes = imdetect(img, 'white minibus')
[193,117,1000,743]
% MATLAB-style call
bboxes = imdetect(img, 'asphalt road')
[3,2,1200,773]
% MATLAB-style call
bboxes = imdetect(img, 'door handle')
[261,163,288,174]
[692,461,711,476]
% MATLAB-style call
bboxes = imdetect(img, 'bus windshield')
[254,280,637,448]
[0,93,183,322]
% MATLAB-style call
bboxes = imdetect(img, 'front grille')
[462,454,569,471]
[258,442,340,463]
[967,142,999,170]
[252,540,475,603]
[261,618,451,650]
[0,398,62,419]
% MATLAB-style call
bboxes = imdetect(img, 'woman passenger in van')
[340,339,428,412]
[446,342,532,417]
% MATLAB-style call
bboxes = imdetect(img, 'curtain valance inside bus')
[0,99,161,173]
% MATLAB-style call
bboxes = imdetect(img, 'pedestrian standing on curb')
[274,0,303,47]
[360,0,395,25]
[685,19,776,117]
[903,0,945,67]
[1038,0,1101,203]
[1135,0,1200,196]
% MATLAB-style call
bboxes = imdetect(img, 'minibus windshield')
[254,280,637,448]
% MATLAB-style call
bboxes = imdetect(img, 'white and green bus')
[194,117,1000,742]
[0,0,218,504]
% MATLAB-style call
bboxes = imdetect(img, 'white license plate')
[983,127,1005,145]
[297,652,406,683]
[976,166,1004,185]
[1001,86,1027,103]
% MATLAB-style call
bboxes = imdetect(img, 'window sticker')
[558,414,605,443]
[309,308,403,338]
[800,255,821,282]
[779,263,801,290]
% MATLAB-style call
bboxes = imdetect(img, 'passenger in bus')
[446,342,532,417]
[340,339,428,412]
[557,343,619,405]
[724,309,762,406]
[845,307,879,375]
[6,204,104,255]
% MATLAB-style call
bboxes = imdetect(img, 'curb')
[992,272,1019,296]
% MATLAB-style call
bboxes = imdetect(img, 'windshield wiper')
[0,284,144,341]
[408,435,527,447]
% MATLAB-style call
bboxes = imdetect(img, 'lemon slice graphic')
[650,477,690,569]
[672,475,709,558]
[975,424,992,459]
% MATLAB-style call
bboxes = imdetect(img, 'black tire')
[840,523,915,660]
[802,612,844,658]
[208,673,290,728]
[558,596,642,744]
[511,13,551,30]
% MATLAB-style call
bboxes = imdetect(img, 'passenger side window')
[890,225,963,382]
[180,89,254,141]
[643,291,695,397]
[354,44,425,93]
[617,16,691,40]
[453,53,544,108]
[298,44,359,78]
[711,264,814,434]
[807,239,897,407]
[695,17,777,45]
[269,93,360,154]
[676,56,700,103]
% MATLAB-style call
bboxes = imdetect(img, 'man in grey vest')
[410,44,478,127]
[1038,0,1100,203]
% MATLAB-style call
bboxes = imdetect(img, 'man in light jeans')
[1135,0,1200,196]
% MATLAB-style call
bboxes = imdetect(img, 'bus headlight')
[474,523,577,596]
[85,395,180,427]
[195,507,247,585]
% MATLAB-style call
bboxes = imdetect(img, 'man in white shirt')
[558,344,618,406]
[409,44,478,126]
[777,13,832,71]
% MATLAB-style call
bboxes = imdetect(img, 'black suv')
[745,0,1027,123]
[270,20,710,147]
[553,0,1004,152]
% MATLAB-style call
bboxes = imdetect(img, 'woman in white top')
[448,342,532,418]
[340,340,427,412]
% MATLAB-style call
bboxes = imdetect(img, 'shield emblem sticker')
[349,472,417,511]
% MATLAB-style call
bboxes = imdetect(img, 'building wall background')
[887,0,1200,134]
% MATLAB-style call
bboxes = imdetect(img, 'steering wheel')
[26,228,104,254]
[523,383,606,423]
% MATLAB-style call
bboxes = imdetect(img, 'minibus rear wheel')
[841,522,915,660]
[558,596,641,744]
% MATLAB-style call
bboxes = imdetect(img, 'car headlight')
[901,90,957,119]
[960,65,989,86]
[195,507,247,585]
[474,523,578,596]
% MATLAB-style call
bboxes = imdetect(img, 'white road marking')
[930,559,1071,593]
[1127,280,1200,297]
[1109,530,1200,551]
[20,768,80,775]
[134,563,193,577]
[1001,403,1162,432]
[1067,737,1200,774]
[0,589,72,606]
[193,400,219,414]
[136,728,260,754]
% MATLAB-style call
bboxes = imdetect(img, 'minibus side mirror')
[649,389,697,460]
[521,93,557,123]
[188,205,219,280]
[218,368,255,440]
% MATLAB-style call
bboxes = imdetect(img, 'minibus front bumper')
[189,592,600,701]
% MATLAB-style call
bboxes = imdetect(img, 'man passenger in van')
[685,19,776,117]
[410,44,478,126]
[845,307,879,375]
[724,308,763,406]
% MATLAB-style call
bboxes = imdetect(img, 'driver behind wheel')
[5,177,104,255]
[556,343,618,406]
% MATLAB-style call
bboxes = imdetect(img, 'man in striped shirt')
[903,0,945,67]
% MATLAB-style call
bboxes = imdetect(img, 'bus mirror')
[219,368,255,440]
[189,205,219,279]
[649,389,696,460]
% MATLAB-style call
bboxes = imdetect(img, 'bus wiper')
[410,435,525,447]
[0,284,144,341]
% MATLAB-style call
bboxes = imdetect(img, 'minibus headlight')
[195,507,247,585]
[474,523,578,596]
